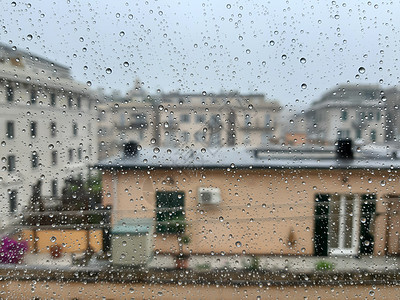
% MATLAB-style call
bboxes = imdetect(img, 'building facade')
[306,85,386,145]
[97,92,281,159]
[98,144,400,259]
[0,44,98,231]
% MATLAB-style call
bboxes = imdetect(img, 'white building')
[0,44,98,231]
[306,84,386,145]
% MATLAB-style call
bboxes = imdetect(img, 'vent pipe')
[124,141,139,157]
[336,139,353,160]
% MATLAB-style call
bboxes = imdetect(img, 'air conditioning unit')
[198,187,221,205]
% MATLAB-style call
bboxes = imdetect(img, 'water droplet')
[235,241,242,247]
[226,4,231,9]
[281,54,287,60]
[246,49,251,54]
[86,81,92,86]
[201,148,206,153]
[48,144,54,150]
[358,67,365,74]
[106,68,112,74]
[11,2,16,7]
[119,31,125,37]
[153,147,160,154]
[27,34,33,41]
[300,57,306,64]
[50,236,57,243]
[202,91,207,96]
[301,83,307,89]
[269,40,275,46]
[219,216,224,222]
[123,61,129,67]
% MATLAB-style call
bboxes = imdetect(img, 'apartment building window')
[6,121,14,139]
[194,131,204,142]
[77,96,81,109]
[182,132,190,143]
[156,191,185,234]
[6,86,13,103]
[51,151,57,165]
[245,114,251,126]
[341,110,347,121]
[78,147,82,160]
[50,122,56,137]
[9,190,17,213]
[50,93,56,106]
[265,114,271,127]
[180,114,190,123]
[72,122,78,136]
[8,155,15,172]
[68,97,73,108]
[196,114,205,123]
[31,89,36,104]
[68,148,74,162]
[51,179,58,197]
[30,121,37,138]
[314,194,375,256]
[31,152,38,169]
[371,130,377,142]
[356,128,362,139]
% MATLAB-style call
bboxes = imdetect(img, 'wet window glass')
[0,1,400,298]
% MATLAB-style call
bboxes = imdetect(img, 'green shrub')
[316,260,334,271]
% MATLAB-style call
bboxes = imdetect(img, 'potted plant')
[50,244,62,259]
[176,234,191,269]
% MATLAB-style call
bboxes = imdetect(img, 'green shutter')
[156,191,185,234]
[359,194,376,255]
[314,194,330,256]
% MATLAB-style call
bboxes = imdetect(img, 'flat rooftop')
[96,145,400,170]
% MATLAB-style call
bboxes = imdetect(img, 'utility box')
[111,218,154,266]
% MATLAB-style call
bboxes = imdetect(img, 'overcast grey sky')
[1,0,399,109]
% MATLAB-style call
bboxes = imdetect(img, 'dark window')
[314,194,330,256]
[180,114,190,123]
[30,121,37,138]
[51,151,57,165]
[78,147,82,160]
[196,115,205,123]
[6,121,14,139]
[31,89,36,104]
[156,191,185,234]
[68,148,73,162]
[371,129,376,142]
[51,179,58,197]
[77,96,81,109]
[50,122,56,137]
[359,194,376,255]
[9,190,17,213]
[8,155,15,172]
[6,86,13,103]
[50,93,56,106]
[73,122,78,136]
[341,110,347,121]
[31,152,38,169]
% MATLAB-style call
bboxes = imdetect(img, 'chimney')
[124,141,139,157]
[336,139,353,160]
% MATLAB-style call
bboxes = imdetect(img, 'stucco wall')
[102,167,400,256]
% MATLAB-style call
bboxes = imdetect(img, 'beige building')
[97,91,281,159]
[98,142,400,259]
[0,44,98,231]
